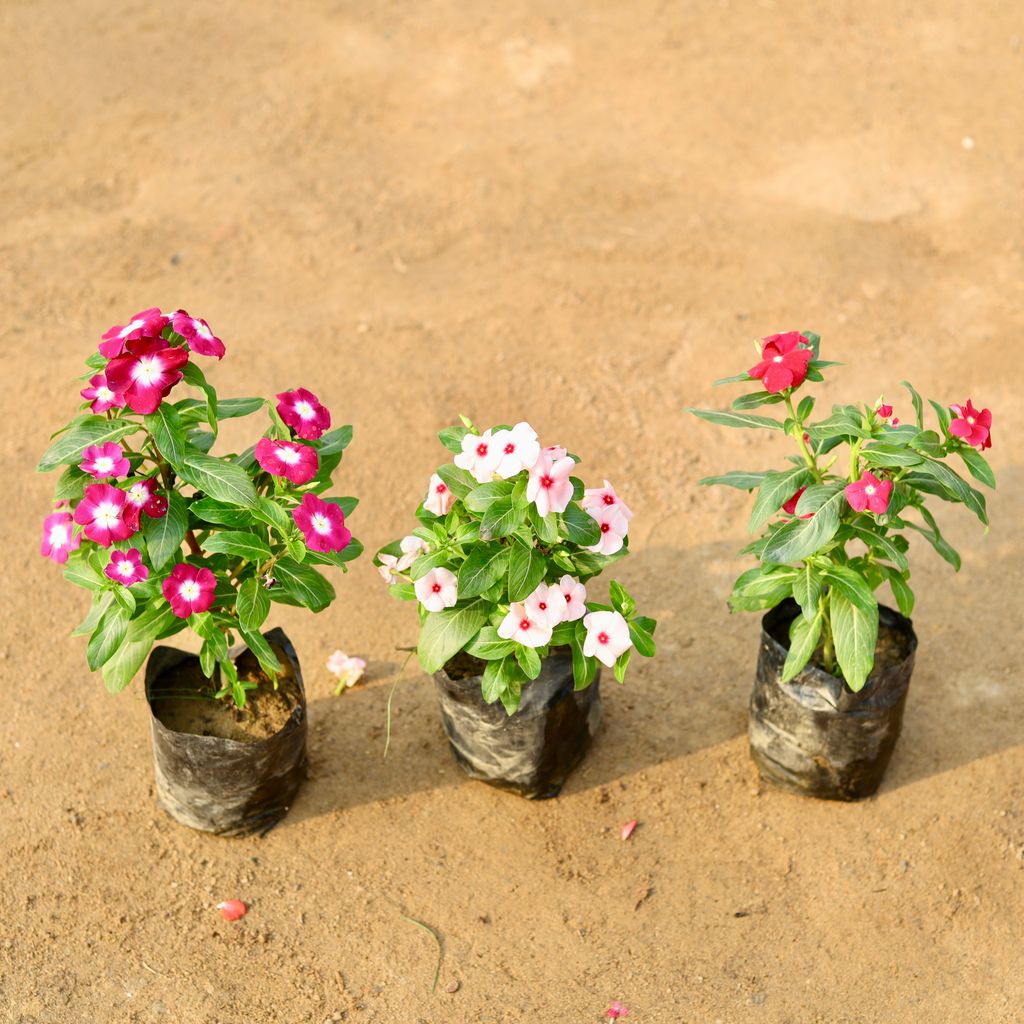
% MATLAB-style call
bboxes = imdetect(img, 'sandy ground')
[3,1,1024,1021]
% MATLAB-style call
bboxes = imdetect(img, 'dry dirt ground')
[2,2,1024,1022]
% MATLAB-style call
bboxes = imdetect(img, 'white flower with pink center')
[497,602,553,649]
[526,450,575,516]
[400,535,430,558]
[326,650,366,690]
[40,512,81,564]
[557,574,588,622]
[80,442,130,480]
[454,429,500,483]
[380,534,429,581]
[524,582,566,629]
[582,610,632,668]
[424,474,456,516]
[582,480,634,521]
[586,505,629,556]
[414,568,458,612]
[543,444,568,460]
[490,422,541,479]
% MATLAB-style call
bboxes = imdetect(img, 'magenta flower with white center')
[414,567,459,612]
[254,438,319,485]
[79,442,130,480]
[557,575,588,622]
[525,582,566,629]
[276,387,331,440]
[748,331,813,393]
[526,450,575,517]
[582,480,634,522]
[498,603,553,649]
[583,610,632,668]
[169,310,225,359]
[40,512,80,564]
[98,307,170,358]
[73,484,135,546]
[80,372,126,413]
[586,504,629,556]
[490,422,541,479]
[424,473,456,516]
[845,471,893,515]
[105,336,189,414]
[162,563,217,619]
[104,548,149,587]
[293,493,351,553]
[454,428,500,483]
[950,398,993,450]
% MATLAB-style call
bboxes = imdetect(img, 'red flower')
[80,372,126,413]
[276,388,331,440]
[162,563,217,618]
[608,1002,631,1020]
[104,548,149,587]
[105,337,189,414]
[949,399,992,450]
[781,487,814,519]
[169,310,225,359]
[254,438,319,485]
[73,484,136,546]
[99,308,170,358]
[40,512,81,564]
[748,332,813,393]
[292,493,351,553]
[845,471,892,515]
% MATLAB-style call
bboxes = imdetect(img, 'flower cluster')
[376,418,656,714]
[690,331,995,692]
[38,308,361,704]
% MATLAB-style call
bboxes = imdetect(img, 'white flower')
[582,610,632,668]
[490,422,541,479]
[414,568,458,612]
[327,651,366,690]
[497,602,553,649]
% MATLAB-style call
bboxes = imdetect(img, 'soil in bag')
[434,647,602,799]
[145,627,308,835]
[749,600,917,801]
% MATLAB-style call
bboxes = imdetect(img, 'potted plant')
[689,331,995,800]
[38,307,361,835]
[375,418,657,799]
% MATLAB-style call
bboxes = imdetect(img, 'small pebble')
[445,980,461,994]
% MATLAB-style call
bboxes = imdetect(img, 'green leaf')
[507,541,546,602]
[906,508,961,571]
[748,466,813,533]
[797,395,816,421]
[37,417,139,472]
[791,562,823,621]
[901,381,925,429]
[417,601,489,674]
[729,566,798,612]
[560,503,602,546]
[515,645,542,680]
[86,604,129,671]
[481,495,524,538]
[550,621,577,646]
[686,408,784,431]
[822,563,878,615]
[217,397,265,420]
[239,627,283,677]
[861,444,924,469]
[142,493,188,570]
[570,632,599,690]
[699,471,769,491]
[178,446,258,507]
[841,522,909,572]
[829,588,879,692]
[956,447,996,490]
[731,391,786,410]
[465,626,517,661]
[781,609,823,683]
[190,499,252,528]
[182,362,218,430]
[628,619,656,658]
[63,555,105,592]
[271,557,335,611]
[481,659,506,703]
[928,398,952,436]
[252,495,292,536]
[882,566,915,618]
[237,577,271,632]
[72,591,114,637]
[409,550,454,582]
[53,465,90,503]
[712,372,755,386]
[914,459,988,525]
[438,425,470,454]
[457,542,510,599]
[805,407,870,442]
[761,488,845,564]
[101,606,179,693]
[317,425,354,458]
[201,530,272,562]
[613,648,633,684]
[435,463,476,499]
[464,480,514,514]
[145,404,189,469]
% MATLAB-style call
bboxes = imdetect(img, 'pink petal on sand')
[621,819,639,841]
[217,899,247,921]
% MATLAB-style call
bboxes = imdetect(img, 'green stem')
[848,439,864,482]
[819,594,836,674]
[785,394,823,483]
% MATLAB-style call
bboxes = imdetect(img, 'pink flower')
[254,438,319,485]
[498,603,553,648]
[620,820,639,841]
[121,478,164,531]
[80,372,126,413]
[380,535,428,583]
[526,451,575,516]
[169,310,225,358]
[105,337,189,414]
[543,444,568,460]
[845,471,893,515]
[73,484,135,546]
[326,650,366,690]
[454,429,500,483]
[79,442,130,480]
[875,402,899,427]
[525,582,566,628]
[557,575,588,622]
[950,399,992,450]
[378,554,406,584]
[99,307,170,358]
[424,473,457,516]
[414,567,458,612]
[162,563,217,618]
[583,610,632,668]
[40,512,80,564]
[401,535,429,558]
[293,493,352,553]
[105,548,149,586]
[586,505,629,556]
[582,480,634,521]
[607,1000,631,1020]
[490,422,541,479]
[748,331,813,393]
[216,899,247,921]
[276,388,331,440]
[781,487,813,519]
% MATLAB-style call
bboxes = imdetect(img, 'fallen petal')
[217,899,247,921]
[621,819,639,841]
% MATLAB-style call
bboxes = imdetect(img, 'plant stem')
[819,594,836,674]
[848,439,864,482]
[785,395,822,483]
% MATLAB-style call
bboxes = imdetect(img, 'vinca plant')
[689,331,995,690]
[38,307,361,704]
[375,419,657,713]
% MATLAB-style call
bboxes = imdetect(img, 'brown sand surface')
[3,2,1023,1021]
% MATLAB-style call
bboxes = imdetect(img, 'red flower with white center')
[586,504,630,556]
[781,487,814,519]
[424,473,456,516]
[292,493,352,553]
[40,512,80,564]
[748,332,813,393]
[558,574,588,622]
[80,373,126,414]
[104,548,149,587]
[105,337,189,414]
[525,582,567,629]
[845,471,893,515]
[162,563,217,618]
[99,307,170,358]
[583,610,632,668]
[254,438,319,485]
[454,429,500,483]
[582,480,634,522]
[79,442,130,480]
[276,388,331,440]
[950,399,992,450]
[169,310,225,359]
[73,484,135,546]
[498,602,553,649]
[414,567,459,612]
[526,450,575,517]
